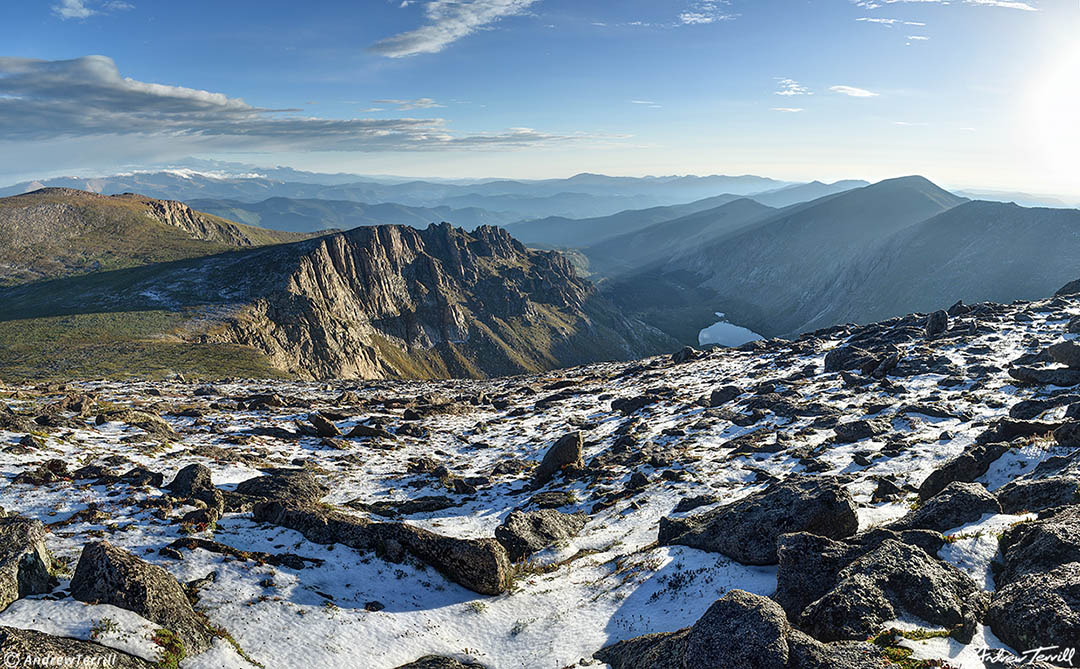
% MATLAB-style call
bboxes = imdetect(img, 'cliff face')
[219,223,670,379]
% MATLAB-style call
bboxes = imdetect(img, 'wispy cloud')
[679,0,736,24]
[830,85,879,98]
[369,0,540,58]
[906,35,929,40]
[854,0,1036,10]
[856,17,926,26]
[52,0,133,20]
[0,56,588,153]
[772,107,804,113]
[372,97,445,110]
[775,78,812,96]
[894,120,928,126]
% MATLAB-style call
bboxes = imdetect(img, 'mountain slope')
[749,179,869,208]
[0,223,674,381]
[805,200,1080,330]
[604,176,968,340]
[584,198,776,277]
[0,189,308,286]
[187,196,519,233]
[503,193,749,249]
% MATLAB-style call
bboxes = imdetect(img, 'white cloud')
[775,78,812,96]
[830,85,879,97]
[772,107,804,112]
[856,17,926,25]
[679,0,735,25]
[894,120,928,126]
[372,98,446,110]
[854,0,1036,10]
[52,0,134,19]
[370,0,541,58]
[0,56,588,153]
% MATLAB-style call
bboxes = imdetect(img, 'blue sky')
[1,0,1077,195]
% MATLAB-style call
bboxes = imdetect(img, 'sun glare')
[1027,44,1080,178]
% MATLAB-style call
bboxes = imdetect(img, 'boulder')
[1049,341,1080,370]
[925,310,949,336]
[800,540,987,643]
[833,419,889,443]
[234,468,328,504]
[166,463,214,498]
[253,501,510,595]
[611,395,659,415]
[494,510,587,562]
[0,626,152,668]
[893,481,1001,532]
[997,476,1080,513]
[709,385,742,407]
[671,346,698,364]
[773,529,944,620]
[595,589,887,669]
[658,476,859,565]
[987,563,1080,657]
[307,413,341,438]
[532,432,584,486]
[995,505,1080,586]
[70,541,215,653]
[1055,421,1080,447]
[1009,366,1080,387]
[917,442,1008,500]
[0,515,54,611]
[1056,278,1080,296]
[824,346,875,374]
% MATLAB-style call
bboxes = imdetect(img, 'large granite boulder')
[494,509,587,562]
[0,515,54,611]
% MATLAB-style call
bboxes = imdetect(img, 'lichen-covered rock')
[595,590,887,669]
[166,463,214,498]
[0,626,153,668]
[234,468,328,504]
[987,562,1080,656]
[892,481,1000,532]
[833,419,890,443]
[996,505,1080,586]
[659,476,858,565]
[918,442,1008,501]
[799,540,987,643]
[393,657,486,669]
[494,509,587,562]
[532,432,584,486]
[0,515,54,611]
[70,541,215,653]
[253,501,511,595]
[997,476,1080,514]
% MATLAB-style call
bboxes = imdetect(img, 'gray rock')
[925,310,949,336]
[987,562,1080,658]
[0,626,152,668]
[1009,366,1080,387]
[595,590,887,669]
[800,540,987,643]
[253,501,511,595]
[833,419,890,443]
[495,509,587,562]
[234,468,328,504]
[893,481,1001,532]
[997,476,1080,514]
[773,529,945,620]
[1049,341,1080,370]
[671,346,698,364]
[824,346,875,374]
[709,385,742,407]
[659,476,859,565]
[0,515,54,612]
[1055,421,1080,447]
[166,463,213,498]
[918,442,1008,501]
[70,541,215,653]
[532,432,584,486]
[307,413,341,438]
[996,505,1080,586]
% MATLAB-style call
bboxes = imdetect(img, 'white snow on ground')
[0,296,1075,667]
[0,599,163,661]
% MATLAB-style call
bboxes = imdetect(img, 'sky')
[1,0,1078,196]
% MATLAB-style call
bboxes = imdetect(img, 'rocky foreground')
[2,284,1080,667]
